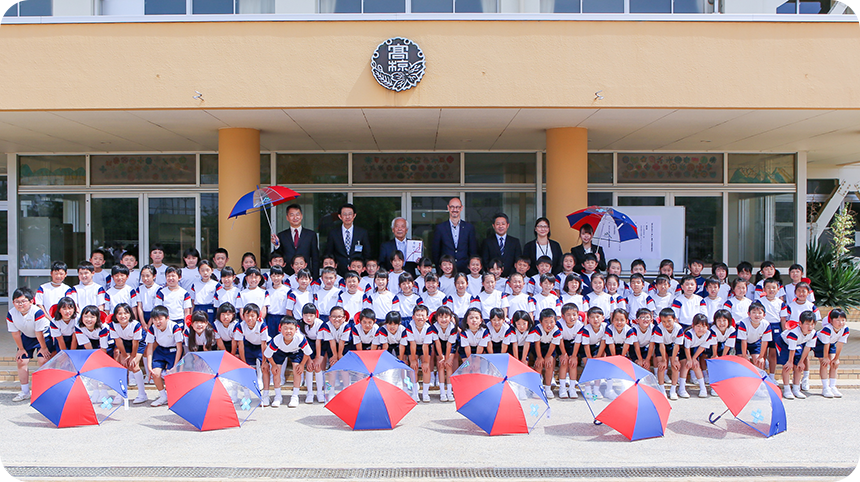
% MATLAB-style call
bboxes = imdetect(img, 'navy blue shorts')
[562,339,576,357]
[360,343,373,351]
[490,340,504,354]
[438,340,453,356]
[776,336,810,366]
[458,344,483,359]
[632,346,650,362]
[400,316,412,328]
[320,340,334,359]
[814,343,837,359]
[744,339,763,356]
[122,338,147,355]
[265,314,283,340]
[271,349,305,366]
[578,344,600,359]
[55,335,74,351]
[143,311,151,324]
[529,342,556,359]
[305,338,319,359]
[341,340,355,354]
[608,343,627,356]
[151,345,179,370]
[405,343,430,357]
[19,333,53,359]
[768,323,782,349]
[319,314,329,323]
[242,340,263,366]
[196,304,216,324]
[654,342,677,359]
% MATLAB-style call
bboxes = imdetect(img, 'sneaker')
[792,386,807,400]
[582,389,592,400]
[272,396,282,407]
[112,396,123,405]
[677,386,690,399]
[709,388,718,397]
[698,388,708,398]
[306,392,315,404]
[12,392,30,402]
[559,386,569,399]
[440,391,448,402]
[544,386,555,399]
[448,391,455,402]
[801,375,810,392]
[150,394,168,407]
[422,392,431,403]
[570,386,578,399]
[604,387,618,400]
[288,395,299,408]
[133,395,149,404]
[831,386,843,398]
[412,393,419,402]
[669,389,678,401]
[261,395,270,407]
[783,387,795,400]
[822,385,834,398]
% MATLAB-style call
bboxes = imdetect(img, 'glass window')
[91,154,195,185]
[354,153,460,184]
[808,179,837,198]
[0,176,7,201]
[353,196,403,258]
[465,153,535,184]
[19,155,86,186]
[588,153,613,184]
[583,0,623,12]
[728,154,795,184]
[277,154,347,185]
[365,0,406,12]
[675,196,722,264]
[193,0,233,13]
[334,0,361,11]
[618,196,665,207]
[92,198,139,266]
[587,192,612,206]
[630,0,671,12]
[149,197,196,266]
[456,0,496,12]
[5,0,51,16]
[728,193,796,265]
[236,0,275,13]
[618,154,723,183]
[201,193,219,261]
[0,260,7,298]
[464,192,536,252]
[777,0,797,12]
[0,211,7,254]
[411,0,453,12]
[19,194,87,269]
[263,193,347,264]
[673,0,707,12]
[200,154,218,185]
[544,0,580,12]
[799,0,829,13]
[411,195,460,257]
[145,0,185,14]
[261,153,272,185]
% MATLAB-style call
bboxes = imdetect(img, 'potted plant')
[807,203,860,319]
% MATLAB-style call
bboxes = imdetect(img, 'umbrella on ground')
[450,353,549,436]
[566,206,639,245]
[324,350,416,430]
[578,355,671,441]
[228,185,300,234]
[707,355,786,438]
[31,349,127,428]
[164,351,261,431]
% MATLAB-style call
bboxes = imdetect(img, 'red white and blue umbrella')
[325,350,416,430]
[164,351,261,431]
[578,355,671,441]
[31,349,127,428]
[566,206,639,243]
[228,185,300,233]
[707,355,786,438]
[450,354,549,436]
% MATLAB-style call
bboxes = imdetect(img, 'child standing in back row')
[816,309,849,398]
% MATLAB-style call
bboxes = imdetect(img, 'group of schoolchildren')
[6,241,851,411]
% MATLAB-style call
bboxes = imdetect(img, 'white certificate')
[406,240,423,263]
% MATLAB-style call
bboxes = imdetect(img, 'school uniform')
[315,286,341,323]
[393,292,424,326]
[430,322,458,356]
[286,288,316,321]
[723,297,752,326]
[415,276,427,294]
[146,321,184,370]
[403,320,434,357]
[559,319,584,357]
[214,319,237,352]
[155,286,192,323]
[630,323,654,361]
[495,277,509,293]
[233,319,269,366]
[466,275,483,297]
[236,287,270,316]
[388,271,408,294]
[679,328,713,360]
[336,290,364,322]
[735,319,773,356]
[603,324,636,357]
[311,275,345,295]
[759,296,786,347]
[625,292,656,320]
[754,280,786,300]
[421,291,446,317]
[345,323,376,352]
[36,282,71,313]
[214,284,240,310]
[776,326,816,366]
[651,292,675,315]
[560,292,588,312]
[438,275,456,298]
[359,276,376,295]
[191,278,220,323]
[184,327,216,352]
[533,292,562,320]
[76,323,114,355]
[264,273,291,292]
[263,284,291,340]
[586,291,614,321]
[152,265,168,286]
[485,321,510,354]
[7,306,53,357]
[264,332,313,365]
[457,327,489,358]
[575,322,605,359]
[609,293,627,313]
[363,290,396,324]
[49,317,77,350]
[135,283,161,324]
[92,271,111,288]
[300,318,326,358]
[105,285,136,314]
[473,290,509,321]
[529,323,561,359]
[179,267,201,293]
[651,322,682,359]
[671,294,707,328]
[110,320,146,355]
[321,319,351,357]
[579,271,595,296]
[442,292,472,322]
[710,326,736,356]
[716,282,731,302]
[126,269,141,291]
[374,324,407,356]
[813,324,850,358]
[784,282,815,304]
[526,274,550,296]
[783,299,821,330]
[505,325,535,357]
[554,272,577,293]
[703,296,725,324]
[67,283,106,310]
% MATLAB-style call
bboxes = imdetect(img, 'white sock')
[422,383,429,398]
[159,389,167,397]
[315,372,325,395]
[292,387,300,397]
[275,388,282,397]
[830,378,838,388]
[262,389,269,398]
[133,371,146,396]
[802,370,810,381]
[698,379,706,392]
[440,383,447,393]
[21,383,30,394]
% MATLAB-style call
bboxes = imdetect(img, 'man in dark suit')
[325,203,371,277]
[480,213,522,277]
[378,216,417,274]
[271,204,320,276]
[431,197,478,273]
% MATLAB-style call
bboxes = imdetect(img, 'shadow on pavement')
[139,414,201,431]
[425,418,486,436]
[8,413,60,428]
[666,419,728,439]
[543,422,629,442]
[294,414,352,431]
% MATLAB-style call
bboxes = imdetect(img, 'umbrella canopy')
[164,351,261,431]
[579,355,671,441]
[228,186,300,233]
[31,349,127,428]
[325,350,416,430]
[707,355,786,438]
[566,206,639,243]
[450,353,549,436]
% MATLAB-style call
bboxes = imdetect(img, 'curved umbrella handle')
[593,419,603,426]
[708,408,729,424]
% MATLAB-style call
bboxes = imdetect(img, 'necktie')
[345,230,351,255]
[293,229,299,248]
[499,236,505,257]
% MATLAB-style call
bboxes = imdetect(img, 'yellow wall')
[218,128,261,264]
[0,20,858,111]
[546,127,588,251]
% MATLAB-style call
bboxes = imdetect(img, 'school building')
[0,0,858,303]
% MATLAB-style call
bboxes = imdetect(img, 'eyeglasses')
[447,205,462,210]
[13,299,29,306]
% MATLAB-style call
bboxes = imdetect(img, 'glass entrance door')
[92,196,140,266]
[352,194,404,265]
[146,196,197,266]
[410,194,460,263]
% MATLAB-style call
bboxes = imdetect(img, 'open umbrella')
[566,206,639,245]
[578,355,671,441]
[164,351,261,431]
[228,186,300,234]
[31,349,127,428]
[324,350,416,430]
[707,355,786,438]
[450,353,549,436]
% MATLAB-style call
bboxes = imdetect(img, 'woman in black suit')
[571,222,607,274]
[523,217,564,276]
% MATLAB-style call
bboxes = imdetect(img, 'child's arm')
[216,338,227,351]
[173,343,183,367]
[620,342,630,358]
[237,341,246,362]
[145,343,155,374]
[595,340,606,358]
[314,338,323,370]
[34,331,51,360]
[740,340,749,359]
[521,342,531,364]
[398,341,407,362]
[329,339,339,363]
[409,341,418,368]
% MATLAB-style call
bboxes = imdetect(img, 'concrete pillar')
[546,127,588,252]
[218,128,261,264]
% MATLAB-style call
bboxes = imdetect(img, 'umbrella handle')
[708,408,730,425]
[593,419,603,426]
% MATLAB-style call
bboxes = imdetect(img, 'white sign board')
[594,206,685,272]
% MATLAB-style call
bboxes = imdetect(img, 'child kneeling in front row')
[778,310,817,400]
[145,305,184,407]
[264,317,312,408]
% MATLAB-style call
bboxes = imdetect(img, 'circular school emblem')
[371,37,426,92]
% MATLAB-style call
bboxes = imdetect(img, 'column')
[545,127,588,252]
[218,128,261,264]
